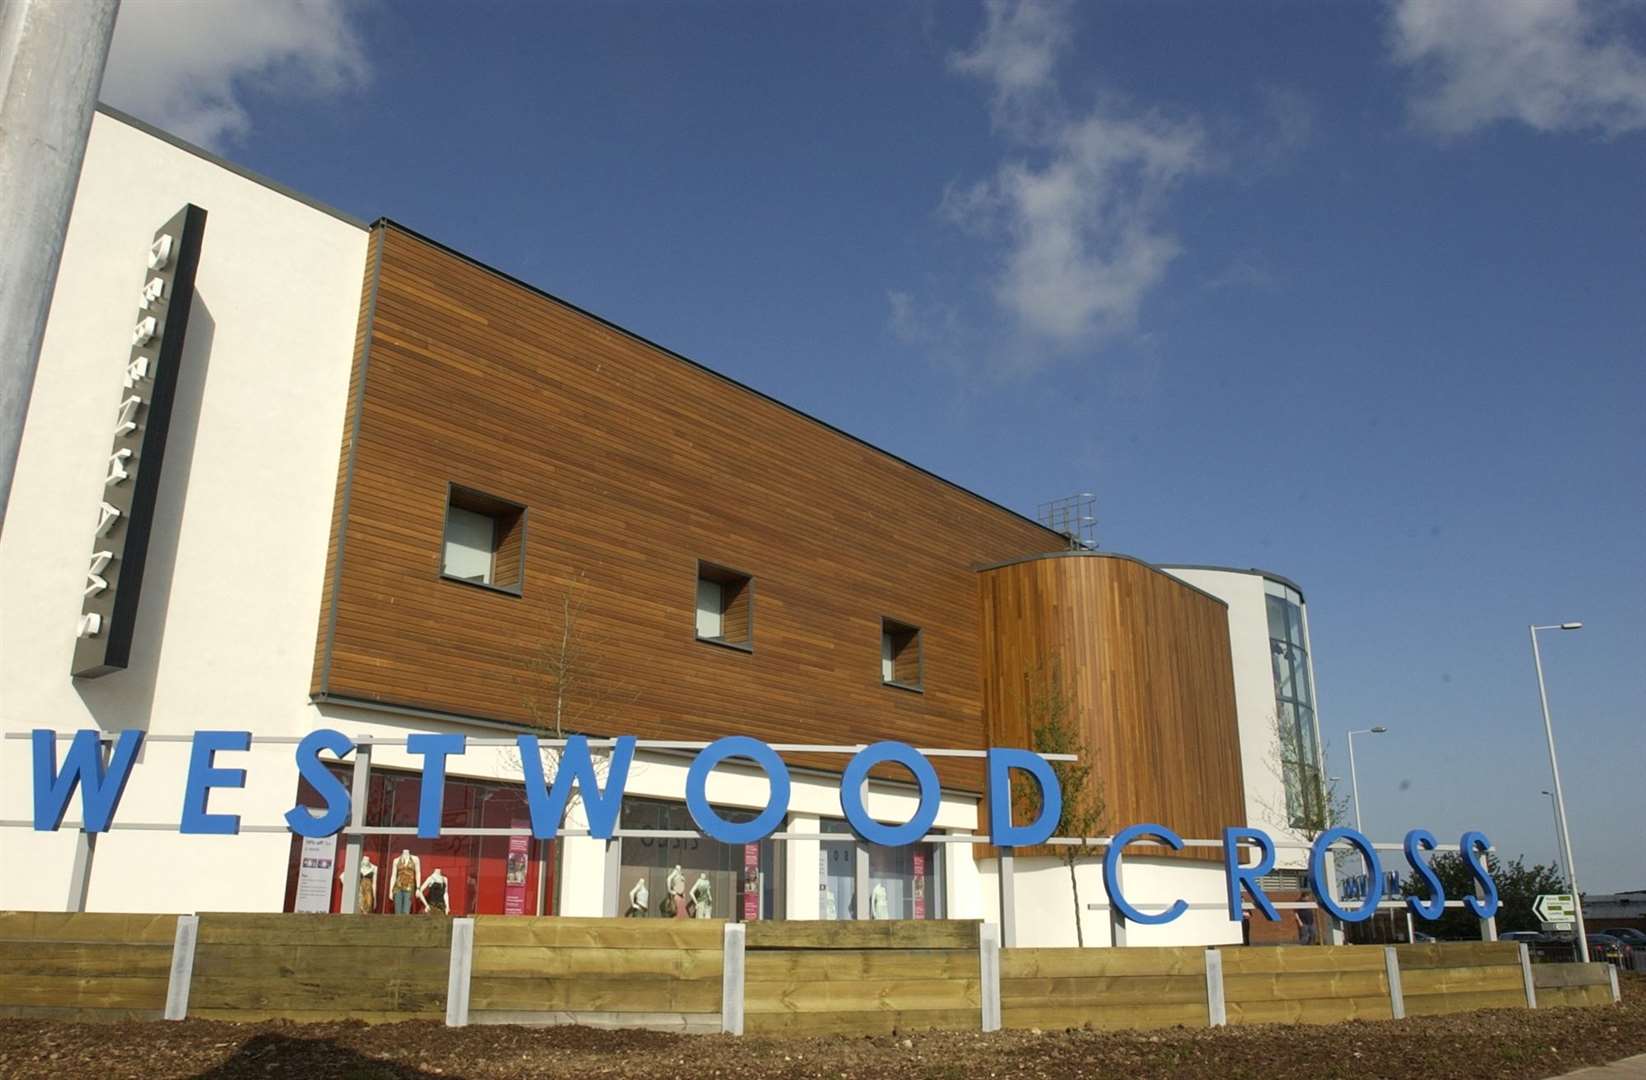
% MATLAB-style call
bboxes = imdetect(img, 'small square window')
[696,562,753,650]
[441,485,525,594]
[881,618,922,691]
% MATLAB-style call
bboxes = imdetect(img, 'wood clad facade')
[977,553,1246,858]
[311,223,1061,789]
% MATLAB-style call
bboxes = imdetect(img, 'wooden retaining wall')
[1534,963,1616,1009]
[1000,946,1209,1031]
[189,913,451,1022]
[742,920,981,1035]
[1222,944,1392,1025]
[0,912,178,1022]
[1394,941,1527,1016]
[0,912,1623,1032]
[468,917,723,1032]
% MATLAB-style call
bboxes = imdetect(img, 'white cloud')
[102,0,370,149]
[922,0,1206,359]
[1391,0,1646,136]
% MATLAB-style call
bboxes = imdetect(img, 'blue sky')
[102,0,1644,892]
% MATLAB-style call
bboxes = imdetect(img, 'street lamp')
[1531,622,1586,961]
[1346,726,1388,833]
[1539,790,1566,890]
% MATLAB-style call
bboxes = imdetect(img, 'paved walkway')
[1551,1055,1646,1079]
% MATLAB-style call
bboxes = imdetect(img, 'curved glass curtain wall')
[1265,580,1324,829]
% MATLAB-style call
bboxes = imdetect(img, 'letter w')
[517,734,634,840]
[33,729,144,832]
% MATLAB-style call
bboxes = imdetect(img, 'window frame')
[438,482,527,597]
[879,616,923,693]
[694,559,755,653]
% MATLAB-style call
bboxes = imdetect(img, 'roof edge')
[1157,563,1308,604]
[94,104,370,230]
[975,549,1231,608]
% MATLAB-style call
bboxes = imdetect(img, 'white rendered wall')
[0,112,367,913]
[1163,567,1320,870]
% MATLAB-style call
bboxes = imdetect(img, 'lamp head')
[1560,622,1583,630]
[1370,725,1388,734]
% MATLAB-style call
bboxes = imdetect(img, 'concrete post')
[0,0,120,530]
[1384,946,1405,1020]
[1204,948,1226,1027]
[854,842,870,921]
[979,922,1001,1032]
[163,914,198,1020]
[1476,879,1498,942]
[445,917,474,1027]
[1519,942,1537,1009]
[721,922,746,1035]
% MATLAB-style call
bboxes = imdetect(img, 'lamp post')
[1540,790,1566,891]
[1531,622,1587,962]
[1345,727,1388,941]
[1345,726,1387,834]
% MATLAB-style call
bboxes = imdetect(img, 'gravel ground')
[1,974,1641,1079]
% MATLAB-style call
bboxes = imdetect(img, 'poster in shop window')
[294,834,338,913]
[504,823,530,916]
[912,850,926,919]
[743,843,760,920]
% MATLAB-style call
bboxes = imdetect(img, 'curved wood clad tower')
[978,552,1247,861]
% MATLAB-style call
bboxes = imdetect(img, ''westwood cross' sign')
[72,205,207,678]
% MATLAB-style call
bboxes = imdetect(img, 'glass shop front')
[281,765,556,916]
[617,797,782,920]
[819,818,943,920]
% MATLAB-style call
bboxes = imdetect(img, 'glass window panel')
[695,578,723,638]
[820,819,857,920]
[442,506,495,582]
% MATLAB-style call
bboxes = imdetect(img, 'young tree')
[1401,852,1565,940]
[1014,662,1106,946]
[507,573,640,834]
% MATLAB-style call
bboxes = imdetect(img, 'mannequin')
[870,881,890,920]
[418,868,449,915]
[390,849,421,915]
[662,864,686,919]
[351,855,377,914]
[820,884,837,920]
[627,877,649,917]
[689,873,713,919]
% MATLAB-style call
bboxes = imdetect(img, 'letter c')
[1104,823,1188,925]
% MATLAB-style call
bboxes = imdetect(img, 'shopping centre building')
[0,108,1331,948]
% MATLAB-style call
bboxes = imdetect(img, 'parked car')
[1601,927,1646,949]
[1500,931,1543,944]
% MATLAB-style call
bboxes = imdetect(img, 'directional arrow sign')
[1534,893,1576,923]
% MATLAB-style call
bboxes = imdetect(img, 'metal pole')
[0,0,121,531]
[340,741,371,912]
[1541,791,1566,890]
[1348,733,1363,833]
[1531,625,1588,962]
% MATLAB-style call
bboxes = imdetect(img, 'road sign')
[1534,893,1576,924]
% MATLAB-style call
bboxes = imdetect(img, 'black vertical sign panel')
[72,204,207,678]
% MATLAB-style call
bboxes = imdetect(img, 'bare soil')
[2,974,1641,1080]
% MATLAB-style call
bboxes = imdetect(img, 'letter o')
[1309,826,1384,923]
[685,736,790,845]
[840,741,941,847]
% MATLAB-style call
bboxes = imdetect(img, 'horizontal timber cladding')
[999,946,1210,1030]
[312,224,1062,789]
[188,913,451,1022]
[469,916,722,1028]
[1532,963,1615,1009]
[977,553,1247,860]
[744,919,983,1035]
[1393,942,1528,1017]
[1220,944,1392,1025]
[0,912,178,1021]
